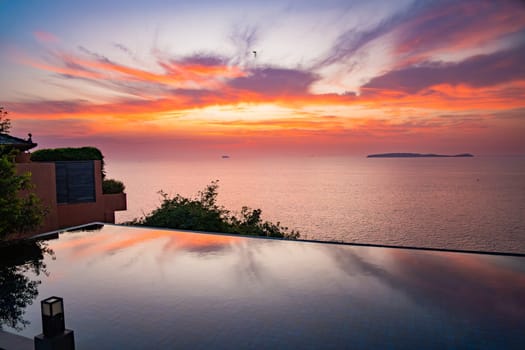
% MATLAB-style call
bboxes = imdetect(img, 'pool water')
[2,224,524,349]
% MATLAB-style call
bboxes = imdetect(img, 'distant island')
[367,153,474,158]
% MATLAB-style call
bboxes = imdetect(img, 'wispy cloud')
[391,0,525,60]
[313,1,418,69]
[229,24,260,66]
[113,42,134,57]
[314,0,525,90]
[363,44,525,93]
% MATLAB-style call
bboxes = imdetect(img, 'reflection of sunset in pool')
[52,227,240,260]
[3,224,524,349]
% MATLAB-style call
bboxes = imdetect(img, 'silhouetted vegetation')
[129,180,300,239]
[1,107,46,239]
[0,106,11,133]
[31,146,104,162]
[0,240,54,331]
[0,150,46,239]
[103,178,126,194]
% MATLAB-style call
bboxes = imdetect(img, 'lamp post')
[41,297,65,337]
[34,296,75,350]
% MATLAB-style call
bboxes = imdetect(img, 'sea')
[105,155,525,254]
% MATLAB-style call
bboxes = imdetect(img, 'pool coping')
[28,222,525,257]
[0,330,32,350]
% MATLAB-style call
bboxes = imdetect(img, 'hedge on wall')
[102,179,125,194]
[31,147,103,161]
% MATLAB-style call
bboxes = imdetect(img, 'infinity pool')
[1,224,524,349]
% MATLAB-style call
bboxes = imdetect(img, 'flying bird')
[252,50,257,58]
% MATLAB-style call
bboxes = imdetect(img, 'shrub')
[129,180,300,239]
[31,147,103,161]
[103,179,125,194]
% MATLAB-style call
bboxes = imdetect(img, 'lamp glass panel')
[51,300,63,316]
[42,303,51,316]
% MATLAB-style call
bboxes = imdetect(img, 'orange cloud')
[18,49,247,93]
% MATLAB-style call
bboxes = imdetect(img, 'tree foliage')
[130,180,300,239]
[0,106,10,133]
[0,241,54,331]
[0,150,46,238]
[0,107,45,238]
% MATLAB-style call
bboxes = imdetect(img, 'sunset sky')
[1,0,524,159]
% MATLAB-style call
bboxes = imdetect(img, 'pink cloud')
[33,31,60,44]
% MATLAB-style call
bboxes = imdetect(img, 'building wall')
[56,160,105,228]
[16,160,127,235]
[16,162,59,233]
[104,193,128,223]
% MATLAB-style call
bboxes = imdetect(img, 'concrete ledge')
[0,330,33,350]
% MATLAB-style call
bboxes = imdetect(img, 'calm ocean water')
[106,156,525,253]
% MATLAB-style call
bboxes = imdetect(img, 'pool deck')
[0,330,32,350]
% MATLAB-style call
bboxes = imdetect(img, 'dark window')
[55,161,95,204]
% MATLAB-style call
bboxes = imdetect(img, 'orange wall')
[55,160,105,228]
[104,193,128,223]
[16,160,127,235]
[17,162,59,233]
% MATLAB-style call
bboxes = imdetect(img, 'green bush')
[129,180,300,240]
[31,147,103,161]
[103,179,125,194]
